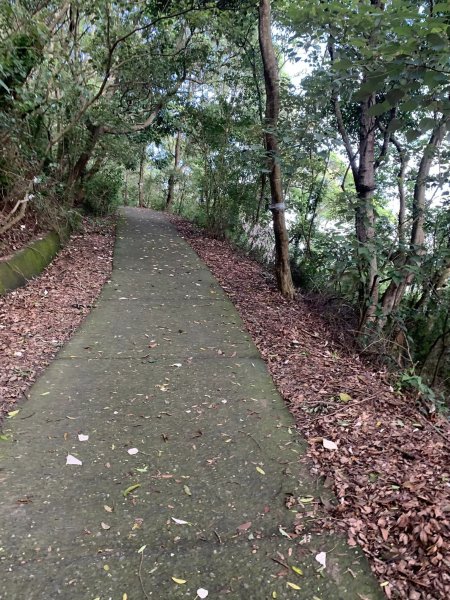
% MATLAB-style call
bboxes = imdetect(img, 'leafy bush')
[83,167,123,216]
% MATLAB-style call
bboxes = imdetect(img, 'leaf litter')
[170,214,450,600]
[0,216,115,422]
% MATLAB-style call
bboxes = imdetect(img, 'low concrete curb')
[0,231,62,296]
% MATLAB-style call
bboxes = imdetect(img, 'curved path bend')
[0,208,382,599]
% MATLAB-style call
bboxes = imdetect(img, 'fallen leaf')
[123,594,128,600]
[103,564,110,572]
[137,545,147,554]
[66,454,82,466]
[7,410,20,418]
[287,582,301,590]
[101,522,111,530]
[122,483,141,497]
[171,363,182,368]
[136,466,148,473]
[299,496,314,503]
[127,448,139,455]
[292,566,304,576]
[237,521,252,532]
[256,466,265,475]
[104,505,113,513]
[171,517,190,525]
[322,439,338,451]
[197,589,209,599]
[315,552,326,568]
[279,526,292,539]
[183,485,192,496]
[172,577,186,584]
[339,393,351,403]
[78,433,89,442]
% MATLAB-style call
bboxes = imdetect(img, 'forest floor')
[168,214,450,600]
[0,216,115,419]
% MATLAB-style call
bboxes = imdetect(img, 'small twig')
[271,556,290,570]
[238,429,263,450]
[391,444,417,461]
[310,395,377,422]
[138,551,150,600]
[20,412,35,420]
[213,529,222,545]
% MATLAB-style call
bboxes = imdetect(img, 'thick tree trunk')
[258,0,294,299]
[165,131,182,211]
[138,148,145,207]
[67,122,104,204]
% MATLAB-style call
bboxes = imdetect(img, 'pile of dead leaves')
[169,214,450,600]
[0,210,47,259]
[0,217,115,419]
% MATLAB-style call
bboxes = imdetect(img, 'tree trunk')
[123,171,128,206]
[138,147,145,207]
[254,172,266,224]
[355,91,379,330]
[379,118,448,326]
[67,122,104,204]
[165,131,182,211]
[258,0,294,299]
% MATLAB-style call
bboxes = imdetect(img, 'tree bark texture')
[165,131,182,211]
[258,0,294,299]
[67,122,104,204]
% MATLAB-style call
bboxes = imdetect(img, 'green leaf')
[405,129,422,143]
[385,89,405,105]
[426,33,448,50]
[122,483,141,497]
[339,393,351,403]
[387,118,402,132]
[419,117,437,132]
[368,101,390,117]
[0,79,11,93]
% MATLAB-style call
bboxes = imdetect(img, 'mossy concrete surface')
[0,230,61,295]
[0,208,383,599]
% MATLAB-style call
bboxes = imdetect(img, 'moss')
[0,231,61,295]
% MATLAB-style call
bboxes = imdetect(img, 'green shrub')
[84,167,123,215]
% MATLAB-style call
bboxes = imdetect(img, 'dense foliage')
[1,0,449,395]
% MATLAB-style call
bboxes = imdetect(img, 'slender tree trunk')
[258,0,294,299]
[254,172,266,224]
[123,171,128,206]
[165,131,182,211]
[379,118,448,325]
[138,147,145,207]
[355,91,379,330]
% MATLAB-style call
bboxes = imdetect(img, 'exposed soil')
[169,214,450,600]
[0,216,115,419]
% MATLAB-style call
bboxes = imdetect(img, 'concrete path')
[0,208,382,599]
